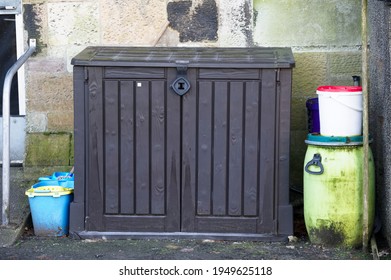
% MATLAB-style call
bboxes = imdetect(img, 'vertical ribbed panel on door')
[181,70,277,234]
[85,67,181,232]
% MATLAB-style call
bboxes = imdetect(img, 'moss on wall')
[253,0,361,47]
[25,133,73,166]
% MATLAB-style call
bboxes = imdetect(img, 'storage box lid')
[71,46,295,69]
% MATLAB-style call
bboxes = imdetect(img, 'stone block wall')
[21,0,363,190]
[21,0,254,167]
[253,0,362,188]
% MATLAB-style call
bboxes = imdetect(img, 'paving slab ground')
[0,166,70,247]
[0,167,32,247]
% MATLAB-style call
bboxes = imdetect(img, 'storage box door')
[181,72,277,234]
[86,68,181,232]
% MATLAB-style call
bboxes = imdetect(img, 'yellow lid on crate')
[25,186,74,198]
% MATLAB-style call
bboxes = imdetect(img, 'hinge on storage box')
[176,60,189,76]
[84,68,89,81]
[276,69,280,82]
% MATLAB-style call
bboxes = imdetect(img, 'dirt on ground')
[0,207,390,260]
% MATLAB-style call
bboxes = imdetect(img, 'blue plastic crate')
[26,187,74,237]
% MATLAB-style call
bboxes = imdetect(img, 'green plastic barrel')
[303,134,375,248]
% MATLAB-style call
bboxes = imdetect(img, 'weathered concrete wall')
[22,0,170,166]
[21,0,363,192]
[253,0,361,47]
[218,0,254,46]
[21,0,254,166]
[368,1,391,246]
[167,0,218,43]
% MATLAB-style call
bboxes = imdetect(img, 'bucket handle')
[329,95,362,112]
[305,153,324,175]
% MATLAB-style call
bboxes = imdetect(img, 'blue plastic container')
[32,180,74,189]
[306,97,320,134]
[25,187,74,236]
[38,172,74,181]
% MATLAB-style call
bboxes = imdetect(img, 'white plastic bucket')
[316,86,362,136]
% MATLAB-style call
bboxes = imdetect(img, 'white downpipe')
[2,38,36,226]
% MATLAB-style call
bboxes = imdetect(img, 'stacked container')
[25,171,74,236]
[303,86,375,247]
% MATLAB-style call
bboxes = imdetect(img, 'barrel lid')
[317,85,362,92]
[305,134,368,146]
